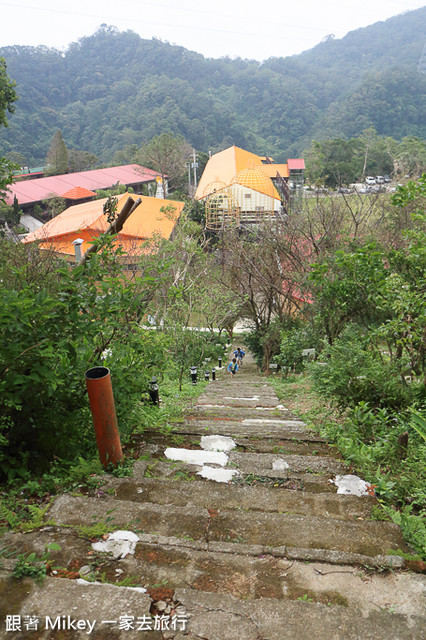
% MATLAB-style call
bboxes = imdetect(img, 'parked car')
[376,176,385,184]
[383,175,391,183]
[365,176,376,185]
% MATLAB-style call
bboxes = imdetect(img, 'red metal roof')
[61,186,97,199]
[287,159,305,170]
[6,165,160,206]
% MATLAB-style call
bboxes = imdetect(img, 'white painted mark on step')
[272,459,289,471]
[330,474,372,496]
[92,530,139,559]
[76,578,147,593]
[197,466,239,483]
[242,418,305,426]
[164,447,228,467]
[196,404,227,408]
[256,405,287,411]
[223,396,260,401]
[200,435,236,452]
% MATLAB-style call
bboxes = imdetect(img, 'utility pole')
[187,159,192,195]
[192,149,198,192]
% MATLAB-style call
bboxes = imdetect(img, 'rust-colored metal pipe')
[85,366,123,468]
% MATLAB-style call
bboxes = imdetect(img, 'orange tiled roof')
[196,146,260,199]
[256,163,289,179]
[23,193,184,256]
[61,186,97,199]
[196,145,285,200]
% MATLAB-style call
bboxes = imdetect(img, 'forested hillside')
[0,7,425,164]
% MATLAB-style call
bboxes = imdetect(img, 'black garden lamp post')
[218,355,222,368]
[190,366,198,384]
[205,370,210,381]
[211,367,216,381]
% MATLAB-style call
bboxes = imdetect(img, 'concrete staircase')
[1,350,425,639]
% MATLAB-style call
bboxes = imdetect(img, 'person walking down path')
[233,347,245,366]
[227,357,238,377]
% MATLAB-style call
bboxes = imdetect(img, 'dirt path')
[1,349,425,639]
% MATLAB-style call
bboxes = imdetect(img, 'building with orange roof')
[23,193,185,270]
[61,186,97,201]
[195,145,304,230]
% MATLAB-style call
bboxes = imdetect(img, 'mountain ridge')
[0,7,425,164]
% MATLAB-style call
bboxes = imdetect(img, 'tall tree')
[137,133,191,194]
[0,57,18,202]
[68,149,98,173]
[0,57,16,128]
[45,129,69,176]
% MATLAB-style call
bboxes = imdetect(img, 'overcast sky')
[1,0,425,60]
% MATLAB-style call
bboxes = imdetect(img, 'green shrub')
[309,327,414,410]
[0,238,171,478]
[275,323,322,373]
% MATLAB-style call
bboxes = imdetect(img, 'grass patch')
[272,373,426,560]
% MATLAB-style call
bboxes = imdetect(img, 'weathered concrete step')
[184,417,306,428]
[0,570,156,640]
[200,384,277,393]
[201,383,275,393]
[188,404,295,418]
[112,477,374,520]
[173,588,425,640]
[9,530,416,617]
[95,541,425,615]
[144,441,343,474]
[134,458,343,493]
[141,430,337,457]
[234,437,335,456]
[1,567,421,640]
[0,526,408,579]
[164,421,325,441]
[228,451,347,475]
[195,396,280,407]
[150,446,345,475]
[47,495,409,557]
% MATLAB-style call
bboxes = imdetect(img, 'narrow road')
[1,349,425,639]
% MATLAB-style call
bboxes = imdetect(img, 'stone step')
[201,383,275,393]
[151,446,345,476]
[133,458,343,493]
[111,476,374,521]
[195,396,280,407]
[46,495,409,558]
[233,438,334,456]
[141,430,338,457]
[228,450,346,475]
[86,540,425,615]
[188,404,295,417]
[0,525,406,585]
[0,570,156,640]
[162,421,325,441]
[186,417,306,428]
[199,383,278,393]
[5,528,420,617]
[143,438,344,475]
[1,542,422,640]
[3,348,424,639]
[169,588,425,640]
